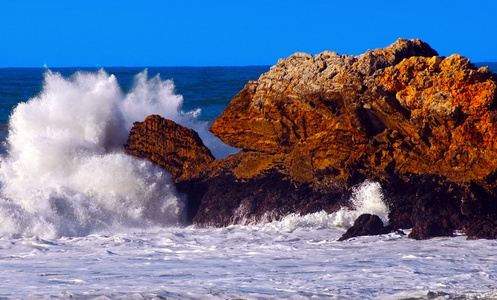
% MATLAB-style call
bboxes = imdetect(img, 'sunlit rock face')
[126,39,497,239]
[211,38,438,155]
[125,114,215,183]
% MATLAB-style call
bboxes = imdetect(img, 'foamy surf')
[252,181,390,233]
[0,69,206,238]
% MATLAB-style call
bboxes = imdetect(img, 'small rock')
[339,214,391,241]
[464,216,497,239]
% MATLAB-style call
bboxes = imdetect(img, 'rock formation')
[125,114,215,183]
[338,214,391,241]
[124,114,215,221]
[125,38,497,239]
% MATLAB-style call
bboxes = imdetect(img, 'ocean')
[0,64,496,299]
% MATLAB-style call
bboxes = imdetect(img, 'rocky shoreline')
[125,38,497,240]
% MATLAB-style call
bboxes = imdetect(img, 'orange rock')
[124,115,215,182]
[375,54,497,181]
[126,39,497,239]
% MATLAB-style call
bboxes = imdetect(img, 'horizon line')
[0,64,273,69]
[1,61,496,69]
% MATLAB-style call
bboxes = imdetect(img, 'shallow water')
[1,221,497,299]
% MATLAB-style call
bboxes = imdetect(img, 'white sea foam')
[0,69,209,238]
[0,226,495,299]
[262,180,390,232]
[332,180,390,227]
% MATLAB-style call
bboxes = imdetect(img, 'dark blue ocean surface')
[0,66,269,122]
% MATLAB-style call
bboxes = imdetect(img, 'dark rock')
[339,214,391,241]
[409,219,453,240]
[180,152,349,226]
[464,216,497,239]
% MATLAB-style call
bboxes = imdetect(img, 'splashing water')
[333,180,390,227]
[0,69,229,239]
[263,180,390,232]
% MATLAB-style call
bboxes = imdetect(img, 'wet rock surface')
[126,39,497,239]
[339,214,391,241]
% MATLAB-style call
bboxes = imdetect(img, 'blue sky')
[1,0,496,67]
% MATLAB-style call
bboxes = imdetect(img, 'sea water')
[0,64,496,299]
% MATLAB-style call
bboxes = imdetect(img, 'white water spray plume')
[0,69,235,239]
[262,181,390,232]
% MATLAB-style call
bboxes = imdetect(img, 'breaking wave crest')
[0,69,226,239]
